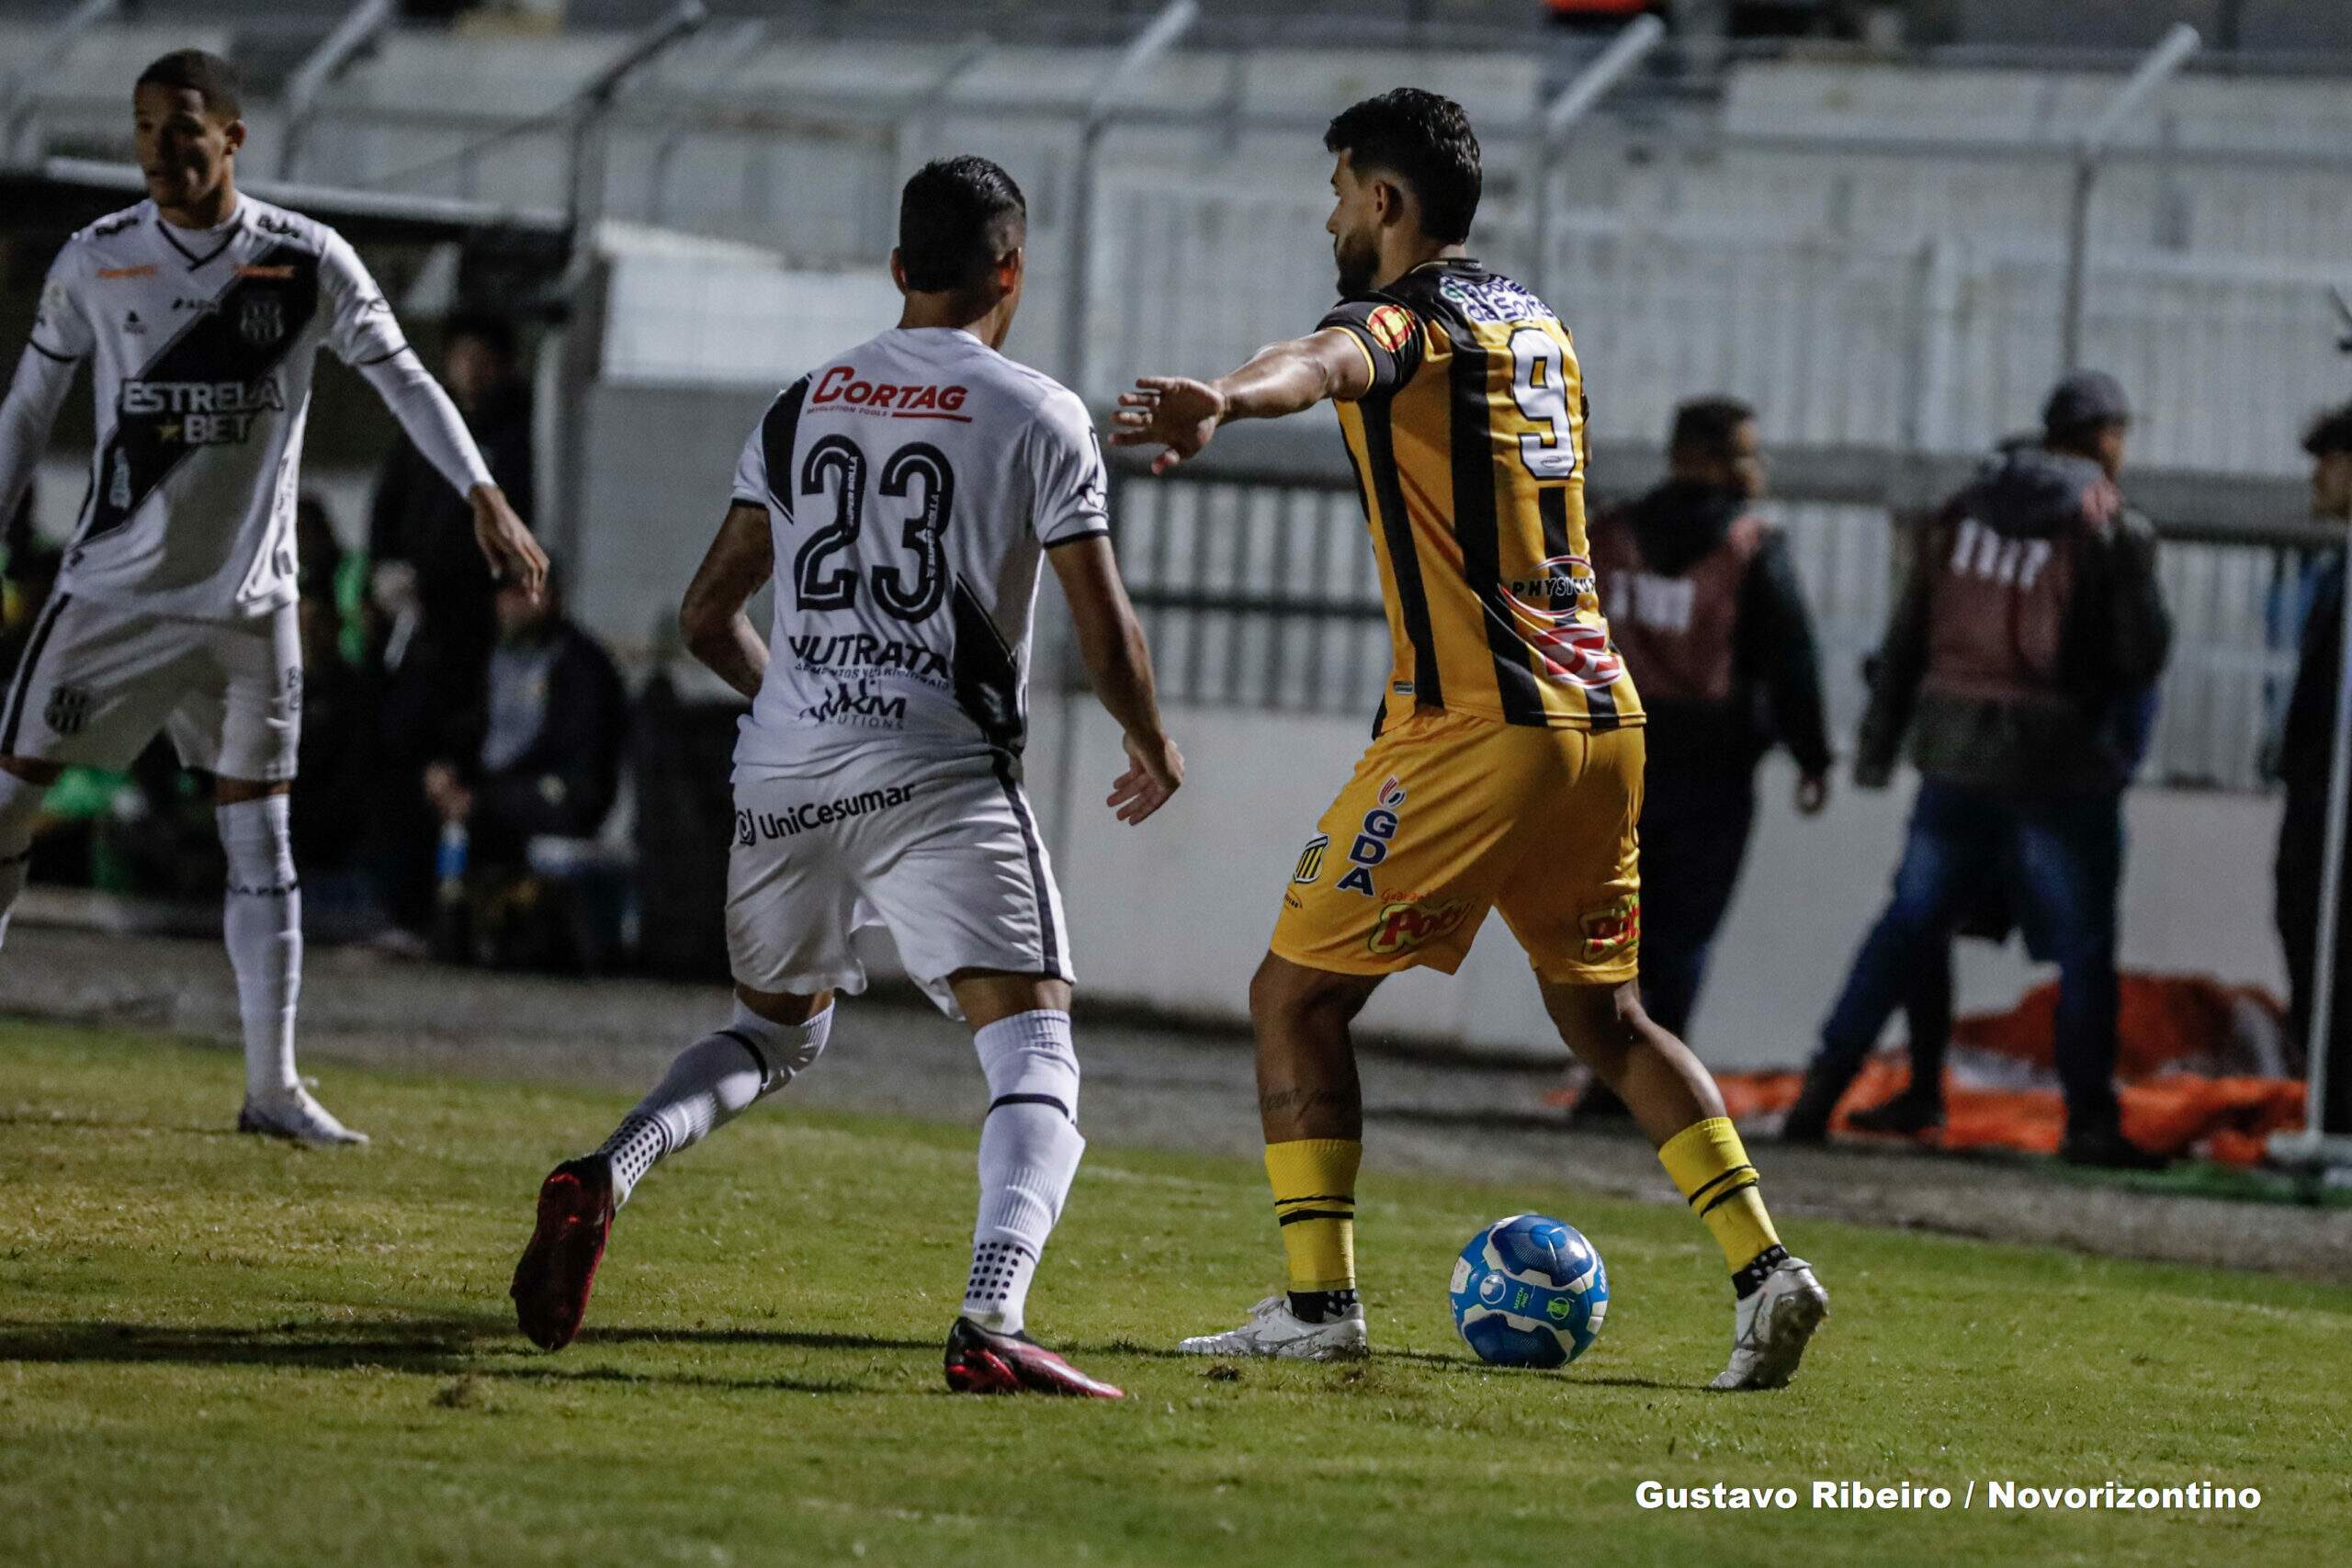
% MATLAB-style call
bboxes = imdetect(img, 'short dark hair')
[444,310,520,361]
[135,50,243,122]
[897,156,1026,296]
[1669,396,1755,463]
[1324,88,1481,246]
[2303,401,2352,460]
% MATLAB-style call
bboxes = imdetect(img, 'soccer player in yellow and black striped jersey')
[1114,88,1829,1388]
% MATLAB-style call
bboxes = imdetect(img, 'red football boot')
[944,1317,1124,1398]
[510,1157,616,1350]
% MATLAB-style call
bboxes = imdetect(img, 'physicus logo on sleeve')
[1364,304,1415,354]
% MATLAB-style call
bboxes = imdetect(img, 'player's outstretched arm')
[679,502,775,703]
[1108,329,1372,476]
[1047,534,1182,825]
[354,350,548,601]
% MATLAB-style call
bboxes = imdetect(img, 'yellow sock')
[1657,1117,1781,1275]
[1265,1138,1361,1293]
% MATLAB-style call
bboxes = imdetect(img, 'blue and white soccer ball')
[1449,1213,1608,1368]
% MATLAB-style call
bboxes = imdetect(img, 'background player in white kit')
[509,158,1181,1397]
[0,51,547,1145]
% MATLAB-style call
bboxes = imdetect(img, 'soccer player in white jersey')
[0,51,547,1145]
[509,157,1181,1397]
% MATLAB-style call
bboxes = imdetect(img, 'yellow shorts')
[1271,708,1644,984]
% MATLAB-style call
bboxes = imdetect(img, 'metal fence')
[1105,451,2322,794]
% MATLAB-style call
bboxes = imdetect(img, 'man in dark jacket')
[2271,402,2352,1136]
[369,312,536,688]
[1588,396,1833,1047]
[1787,371,2171,1168]
[424,568,628,888]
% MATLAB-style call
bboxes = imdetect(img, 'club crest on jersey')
[43,685,93,737]
[1292,834,1329,886]
[239,296,286,346]
[1367,897,1471,955]
[1337,779,1409,897]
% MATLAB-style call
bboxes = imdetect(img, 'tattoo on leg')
[1258,1088,1356,1120]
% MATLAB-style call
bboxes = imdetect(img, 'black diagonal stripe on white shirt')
[73,241,322,550]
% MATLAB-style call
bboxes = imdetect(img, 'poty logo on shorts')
[1581,894,1640,961]
[1367,897,1471,955]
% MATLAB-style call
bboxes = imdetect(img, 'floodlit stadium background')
[4,0,2349,1066]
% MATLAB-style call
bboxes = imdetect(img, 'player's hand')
[1109,377,1227,475]
[1795,772,1829,816]
[1107,728,1183,825]
[423,761,471,824]
[469,484,549,602]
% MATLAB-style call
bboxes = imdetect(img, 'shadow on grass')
[0,1316,918,1395]
[0,1108,245,1138]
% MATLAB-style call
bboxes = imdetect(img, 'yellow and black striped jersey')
[1319,258,1642,732]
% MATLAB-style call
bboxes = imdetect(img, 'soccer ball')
[1449,1213,1608,1368]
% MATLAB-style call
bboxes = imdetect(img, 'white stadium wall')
[1017,698,2287,1069]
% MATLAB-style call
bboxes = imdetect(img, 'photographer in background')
[1790,372,2171,1168]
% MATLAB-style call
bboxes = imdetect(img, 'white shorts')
[726,748,1072,1019]
[0,595,300,781]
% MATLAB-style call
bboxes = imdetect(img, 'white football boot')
[1177,1296,1369,1361]
[238,1084,369,1147]
[1711,1256,1827,1391]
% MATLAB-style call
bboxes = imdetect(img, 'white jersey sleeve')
[729,378,809,516]
[0,249,93,524]
[320,230,409,367]
[1021,388,1111,547]
[31,246,96,362]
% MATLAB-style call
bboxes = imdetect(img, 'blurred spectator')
[288,498,375,885]
[421,566,628,967]
[2271,401,2352,1136]
[1581,396,1830,1104]
[369,311,536,687]
[366,312,537,932]
[1789,371,2171,1168]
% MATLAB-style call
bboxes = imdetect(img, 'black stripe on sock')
[1683,1163,1753,1210]
[1273,1193,1357,1206]
[716,1028,773,1084]
[988,1091,1073,1121]
[1275,1208,1356,1227]
[1696,1172,1761,1219]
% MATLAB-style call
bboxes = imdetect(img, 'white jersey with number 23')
[727,325,1110,772]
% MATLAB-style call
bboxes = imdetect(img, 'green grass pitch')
[2,1019,2347,1567]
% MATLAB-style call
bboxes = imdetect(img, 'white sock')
[964,1010,1086,1336]
[597,999,833,1205]
[0,770,39,952]
[219,795,301,1101]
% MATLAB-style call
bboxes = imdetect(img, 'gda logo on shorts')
[43,685,93,737]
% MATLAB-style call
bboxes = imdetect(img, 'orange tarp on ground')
[1711,975,2308,1165]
